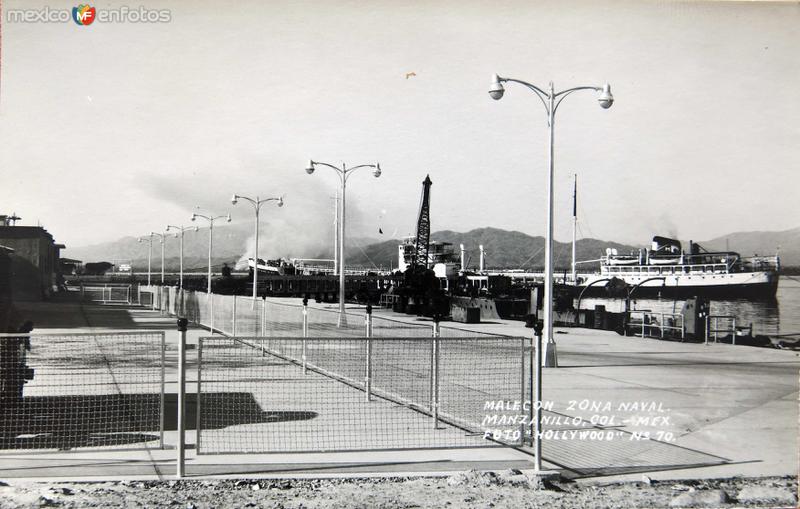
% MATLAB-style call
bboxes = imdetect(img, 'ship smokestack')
[479,244,485,273]
[460,244,465,271]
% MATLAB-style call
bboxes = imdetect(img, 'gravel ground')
[0,472,797,509]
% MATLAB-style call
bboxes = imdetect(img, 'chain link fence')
[76,284,135,304]
[196,335,529,454]
[0,331,166,452]
[145,287,534,454]
[145,287,488,340]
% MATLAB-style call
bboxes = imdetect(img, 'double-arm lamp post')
[137,234,155,286]
[166,224,198,289]
[191,210,231,294]
[305,160,381,327]
[489,74,613,367]
[150,232,167,284]
[231,194,284,301]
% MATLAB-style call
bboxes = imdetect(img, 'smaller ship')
[397,236,460,278]
[247,257,295,276]
[579,236,780,299]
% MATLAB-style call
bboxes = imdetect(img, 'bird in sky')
[405,72,417,79]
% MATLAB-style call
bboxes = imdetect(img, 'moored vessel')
[579,236,779,299]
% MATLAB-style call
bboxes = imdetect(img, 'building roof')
[0,225,55,242]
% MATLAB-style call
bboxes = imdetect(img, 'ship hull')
[579,271,779,299]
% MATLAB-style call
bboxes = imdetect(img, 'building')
[0,245,12,301]
[0,222,64,301]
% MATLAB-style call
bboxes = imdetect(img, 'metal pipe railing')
[628,310,684,339]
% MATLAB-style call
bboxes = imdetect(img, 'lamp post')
[305,159,381,327]
[231,194,284,300]
[490,74,612,368]
[166,225,198,289]
[137,235,154,286]
[331,192,340,275]
[149,232,167,284]
[191,210,231,294]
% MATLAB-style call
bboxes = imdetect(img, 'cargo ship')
[578,236,780,299]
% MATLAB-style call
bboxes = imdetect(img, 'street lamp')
[490,74,612,472]
[149,232,167,284]
[489,73,613,369]
[231,194,284,301]
[191,209,231,294]
[305,159,381,327]
[166,224,198,289]
[137,235,154,286]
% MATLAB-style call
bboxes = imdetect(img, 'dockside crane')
[413,175,432,269]
[400,175,448,317]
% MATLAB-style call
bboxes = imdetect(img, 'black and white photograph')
[0,1,798,507]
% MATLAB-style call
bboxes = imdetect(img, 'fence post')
[261,296,267,337]
[732,318,736,345]
[176,318,188,479]
[232,294,237,337]
[159,331,166,449]
[714,317,718,343]
[660,312,665,339]
[209,293,214,334]
[260,297,266,355]
[705,315,709,345]
[365,304,373,402]
[532,321,543,470]
[519,335,526,446]
[196,334,203,454]
[432,317,440,429]
[302,297,308,373]
[641,313,645,338]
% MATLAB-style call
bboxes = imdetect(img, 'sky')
[1,0,798,257]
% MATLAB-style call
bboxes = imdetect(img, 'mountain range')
[64,225,800,271]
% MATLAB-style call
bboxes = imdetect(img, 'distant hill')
[64,223,250,272]
[63,225,800,272]
[63,222,380,271]
[348,227,640,270]
[698,227,800,266]
[349,226,800,269]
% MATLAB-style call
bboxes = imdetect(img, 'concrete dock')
[0,297,797,482]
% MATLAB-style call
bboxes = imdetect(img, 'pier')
[1,293,797,481]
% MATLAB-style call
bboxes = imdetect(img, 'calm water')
[578,276,800,339]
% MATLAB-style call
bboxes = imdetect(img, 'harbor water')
[577,275,800,339]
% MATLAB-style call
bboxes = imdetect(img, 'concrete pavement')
[1,297,797,481]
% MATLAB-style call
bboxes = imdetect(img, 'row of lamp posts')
[151,75,612,477]
[136,163,376,325]
[138,76,613,343]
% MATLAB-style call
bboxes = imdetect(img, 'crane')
[413,175,432,269]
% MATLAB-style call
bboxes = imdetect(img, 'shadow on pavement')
[0,392,316,451]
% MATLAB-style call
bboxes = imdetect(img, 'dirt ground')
[0,472,797,509]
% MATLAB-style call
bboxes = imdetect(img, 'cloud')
[136,167,377,263]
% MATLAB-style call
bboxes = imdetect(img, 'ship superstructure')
[580,236,780,298]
